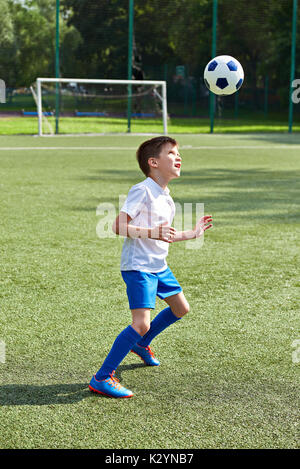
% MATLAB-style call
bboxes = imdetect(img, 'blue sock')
[95,325,141,380]
[138,307,181,347]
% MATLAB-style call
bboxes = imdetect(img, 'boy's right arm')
[112,212,176,243]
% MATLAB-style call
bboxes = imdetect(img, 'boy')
[89,136,212,398]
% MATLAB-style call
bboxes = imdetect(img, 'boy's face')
[149,143,181,180]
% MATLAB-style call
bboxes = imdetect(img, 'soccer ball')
[204,55,244,96]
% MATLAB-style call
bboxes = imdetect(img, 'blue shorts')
[121,267,182,310]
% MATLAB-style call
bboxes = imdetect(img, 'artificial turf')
[0,115,299,135]
[0,133,299,448]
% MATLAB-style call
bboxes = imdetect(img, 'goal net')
[36,78,168,136]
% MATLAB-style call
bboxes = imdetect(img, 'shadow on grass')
[0,364,145,406]
[0,383,90,406]
[72,167,300,221]
[75,170,140,186]
[67,195,121,212]
[114,362,146,382]
[77,167,300,189]
[238,133,300,145]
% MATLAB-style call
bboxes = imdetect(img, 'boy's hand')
[150,221,176,243]
[193,215,213,238]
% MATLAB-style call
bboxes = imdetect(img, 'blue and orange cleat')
[89,372,133,398]
[131,344,160,366]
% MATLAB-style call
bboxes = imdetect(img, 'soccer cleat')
[131,344,160,366]
[89,373,133,398]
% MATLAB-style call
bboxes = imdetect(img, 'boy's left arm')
[171,215,213,243]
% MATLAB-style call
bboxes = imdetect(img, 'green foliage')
[133,0,211,74]
[0,0,17,85]
[217,0,300,96]
[0,0,299,101]
[62,0,129,78]
[60,0,213,79]
[1,0,82,87]
[11,0,56,86]
[60,0,299,94]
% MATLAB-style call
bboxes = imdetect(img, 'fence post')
[127,0,134,133]
[264,75,269,117]
[210,0,218,133]
[37,79,43,136]
[55,0,60,134]
[289,0,298,133]
[234,91,239,119]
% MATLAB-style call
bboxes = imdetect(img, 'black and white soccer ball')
[204,55,244,96]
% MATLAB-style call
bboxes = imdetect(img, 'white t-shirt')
[120,177,176,272]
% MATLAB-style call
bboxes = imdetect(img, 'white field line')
[0,145,300,151]
[0,147,136,151]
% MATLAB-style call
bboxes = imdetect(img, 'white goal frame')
[36,78,168,136]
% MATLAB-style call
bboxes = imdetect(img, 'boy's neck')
[148,174,169,191]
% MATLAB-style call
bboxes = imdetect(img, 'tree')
[61,0,213,80]
[0,0,17,86]
[2,0,298,104]
[217,0,300,108]
[62,0,128,78]
[1,0,82,88]
[10,0,56,87]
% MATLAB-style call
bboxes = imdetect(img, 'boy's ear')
[148,157,158,168]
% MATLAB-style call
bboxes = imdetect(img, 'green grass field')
[0,114,300,134]
[0,133,299,449]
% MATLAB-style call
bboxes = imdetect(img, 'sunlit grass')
[0,134,299,448]
[0,115,299,135]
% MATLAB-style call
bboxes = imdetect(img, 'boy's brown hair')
[136,136,178,176]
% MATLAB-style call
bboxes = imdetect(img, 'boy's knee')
[132,321,150,337]
[181,302,190,316]
[173,301,190,318]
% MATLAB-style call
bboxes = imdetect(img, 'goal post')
[36,78,168,136]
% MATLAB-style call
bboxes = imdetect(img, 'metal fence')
[0,0,299,134]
